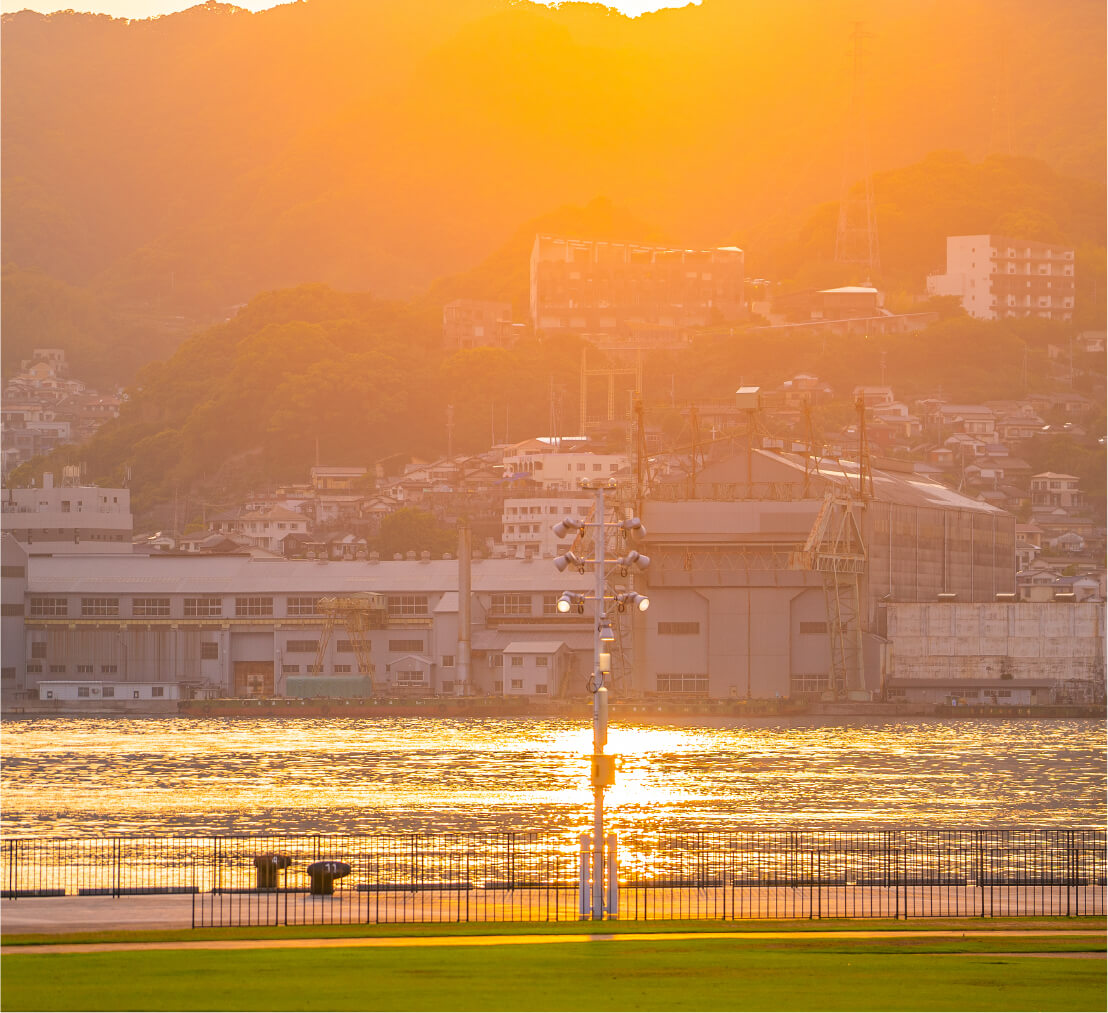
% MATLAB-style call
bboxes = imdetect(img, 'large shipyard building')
[637,448,1017,700]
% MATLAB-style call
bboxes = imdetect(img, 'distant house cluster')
[2,349,122,477]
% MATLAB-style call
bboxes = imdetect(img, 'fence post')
[606,834,618,920]
[113,838,121,899]
[578,835,590,920]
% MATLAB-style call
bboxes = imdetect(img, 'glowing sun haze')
[0,0,695,15]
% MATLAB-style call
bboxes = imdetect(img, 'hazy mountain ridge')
[3,0,1104,321]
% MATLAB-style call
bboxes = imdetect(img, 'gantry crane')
[310,593,387,690]
[790,396,873,696]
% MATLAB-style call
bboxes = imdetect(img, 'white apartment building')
[501,494,595,558]
[501,449,628,491]
[1,473,132,553]
[927,235,1075,321]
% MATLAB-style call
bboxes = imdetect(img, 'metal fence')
[3,829,1104,926]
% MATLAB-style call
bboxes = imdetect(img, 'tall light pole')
[553,478,650,920]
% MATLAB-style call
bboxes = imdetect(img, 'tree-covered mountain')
[3,0,1104,330]
[14,271,1102,518]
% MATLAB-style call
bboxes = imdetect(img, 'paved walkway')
[4,929,1105,956]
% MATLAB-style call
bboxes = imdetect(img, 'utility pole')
[552,481,650,920]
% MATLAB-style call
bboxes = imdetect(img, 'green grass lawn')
[3,933,1105,1011]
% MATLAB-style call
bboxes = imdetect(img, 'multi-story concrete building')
[927,235,1075,320]
[501,494,595,558]
[501,448,628,492]
[1030,472,1083,509]
[529,235,745,345]
[2,474,132,554]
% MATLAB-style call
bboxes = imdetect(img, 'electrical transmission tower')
[835,22,880,275]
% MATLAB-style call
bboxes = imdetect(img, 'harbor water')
[3,716,1104,842]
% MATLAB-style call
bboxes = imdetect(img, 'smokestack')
[457,521,472,696]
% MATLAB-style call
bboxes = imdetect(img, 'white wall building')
[1,474,132,554]
[501,449,628,491]
[501,494,595,558]
[927,235,1075,321]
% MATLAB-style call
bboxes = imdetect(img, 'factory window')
[76,664,94,674]
[26,664,42,674]
[510,656,523,667]
[101,665,118,674]
[493,680,503,692]
[78,687,90,698]
[282,664,300,674]
[200,642,219,660]
[184,598,222,618]
[102,687,115,698]
[535,684,548,694]
[30,597,68,617]
[441,655,455,668]
[31,643,47,659]
[287,596,320,616]
[541,594,560,616]
[133,597,170,618]
[1,565,25,578]
[535,657,549,667]
[658,621,699,635]
[655,674,708,694]
[1,604,23,616]
[389,639,424,653]
[0,668,14,680]
[49,665,66,674]
[510,679,524,690]
[791,674,831,694]
[799,622,828,635]
[133,691,140,699]
[489,655,503,668]
[333,664,352,673]
[235,597,273,617]
[337,640,355,653]
[151,687,164,698]
[490,593,531,617]
[395,670,426,687]
[387,595,428,616]
[285,640,319,653]
[82,597,119,617]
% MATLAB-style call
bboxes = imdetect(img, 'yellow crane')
[310,593,387,691]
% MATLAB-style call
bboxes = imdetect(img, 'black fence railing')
[3,829,1104,926]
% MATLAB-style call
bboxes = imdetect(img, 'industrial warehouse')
[2,444,1102,711]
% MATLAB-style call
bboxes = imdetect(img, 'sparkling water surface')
[2,716,1104,839]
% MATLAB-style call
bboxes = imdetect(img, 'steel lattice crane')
[310,593,387,690]
[790,396,872,696]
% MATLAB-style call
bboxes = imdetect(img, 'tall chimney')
[457,520,472,696]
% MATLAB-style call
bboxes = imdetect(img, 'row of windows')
[27,663,119,674]
[25,593,580,621]
[656,674,708,694]
[491,680,548,693]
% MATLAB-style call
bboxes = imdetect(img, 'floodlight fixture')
[557,591,585,613]
[599,622,616,642]
[620,517,647,538]
[618,550,651,571]
[614,592,650,613]
[553,550,582,573]
[552,517,583,539]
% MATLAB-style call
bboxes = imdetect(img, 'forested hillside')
[3,0,1104,330]
[15,277,1103,515]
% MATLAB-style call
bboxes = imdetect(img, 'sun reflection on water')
[2,715,1103,841]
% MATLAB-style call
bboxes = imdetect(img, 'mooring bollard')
[307,860,351,896]
[253,853,292,890]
